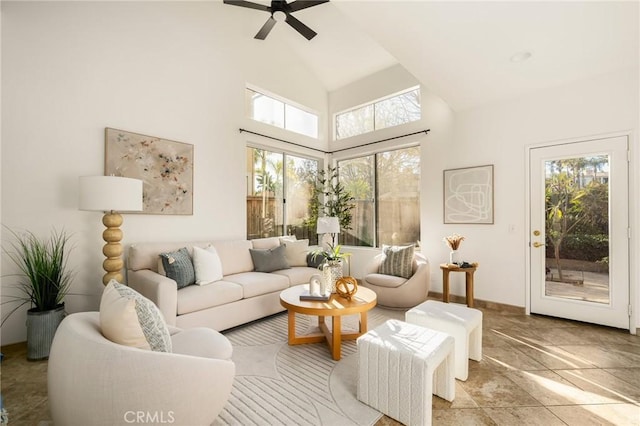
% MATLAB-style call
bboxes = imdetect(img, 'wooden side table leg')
[442,270,450,303]
[359,311,368,334]
[331,315,341,361]
[466,271,475,308]
[287,310,296,344]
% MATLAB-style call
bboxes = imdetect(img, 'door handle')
[532,242,545,248]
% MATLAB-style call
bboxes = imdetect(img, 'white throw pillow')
[193,245,223,285]
[280,239,309,267]
[100,280,172,352]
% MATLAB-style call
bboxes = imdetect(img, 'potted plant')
[2,227,74,360]
[312,243,351,293]
[307,166,355,237]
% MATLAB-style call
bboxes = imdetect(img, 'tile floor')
[1,304,639,425]
[377,305,640,425]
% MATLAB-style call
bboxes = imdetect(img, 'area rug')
[213,307,405,426]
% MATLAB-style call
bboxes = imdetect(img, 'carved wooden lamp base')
[102,211,125,285]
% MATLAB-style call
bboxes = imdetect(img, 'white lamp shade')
[317,216,340,234]
[79,176,143,212]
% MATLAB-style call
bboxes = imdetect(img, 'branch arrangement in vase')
[443,233,465,251]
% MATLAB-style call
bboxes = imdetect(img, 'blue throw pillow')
[159,247,195,288]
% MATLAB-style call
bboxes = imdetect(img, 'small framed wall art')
[105,128,194,215]
[443,164,494,224]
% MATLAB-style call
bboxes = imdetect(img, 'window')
[246,147,319,244]
[246,88,319,138]
[338,146,420,247]
[335,87,421,140]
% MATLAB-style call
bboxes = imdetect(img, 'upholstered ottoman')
[406,300,482,381]
[357,319,455,426]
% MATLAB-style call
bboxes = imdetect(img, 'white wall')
[429,68,639,329]
[0,1,328,345]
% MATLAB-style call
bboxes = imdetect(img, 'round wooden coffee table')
[279,284,377,360]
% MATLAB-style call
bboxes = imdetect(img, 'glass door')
[529,136,629,329]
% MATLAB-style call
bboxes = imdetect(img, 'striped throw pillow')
[379,245,415,279]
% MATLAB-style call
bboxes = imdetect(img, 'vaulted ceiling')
[223,0,639,111]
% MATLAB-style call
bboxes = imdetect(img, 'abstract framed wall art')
[105,128,194,215]
[443,164,494,224]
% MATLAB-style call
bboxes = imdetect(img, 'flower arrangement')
[443,234,465,251]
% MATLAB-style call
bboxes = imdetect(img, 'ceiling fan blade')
[223,0,270,12]
[255,16,277,40]
[285,13,317,40]
[288,0,329,13]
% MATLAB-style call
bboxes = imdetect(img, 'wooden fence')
[247,197,419,247]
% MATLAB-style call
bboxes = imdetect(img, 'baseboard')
[427,291,526,314]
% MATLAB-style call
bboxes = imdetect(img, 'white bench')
[406,300,483,381]
[357,319,455,426]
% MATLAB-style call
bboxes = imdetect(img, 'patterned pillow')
[379,245,415,279]
[100,280,172,352]
[159,247,195,288]
[249,244,290,272]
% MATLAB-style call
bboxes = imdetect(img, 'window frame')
[334,85,421,140]
[246,85,319,139]
[336,144,421,248]
[246,143,323,243]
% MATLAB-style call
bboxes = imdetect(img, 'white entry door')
[529,136,630,329]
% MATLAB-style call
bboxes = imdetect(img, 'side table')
[439,263,478,307]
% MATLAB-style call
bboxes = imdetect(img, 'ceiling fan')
[223,0,329,41]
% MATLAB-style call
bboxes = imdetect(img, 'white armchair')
[361,252,430,308]
[48,312,235,426]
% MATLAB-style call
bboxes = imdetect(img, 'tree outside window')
[246,147,318,243]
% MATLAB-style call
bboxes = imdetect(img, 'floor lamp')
[79,176,143,285]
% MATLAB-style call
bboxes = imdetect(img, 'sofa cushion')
[224,272,289,298]
[280,239,309,267]
[379,245,415,279]
[193,245,223,285]
[273,266,320,286]
[209,240,254,276]
[249,245,290,273]
[128,242,211,272]
[160,247,195,288]
[100,280,172,352]
[251,236,283,250]
[364,273,408,289]
[177,281,243,315]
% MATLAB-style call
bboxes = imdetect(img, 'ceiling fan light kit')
[223,0,329,40]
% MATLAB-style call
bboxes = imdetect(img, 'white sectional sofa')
[127,237,320,331]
